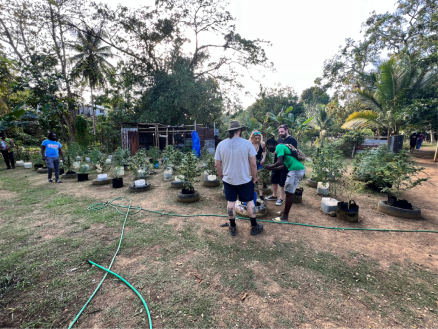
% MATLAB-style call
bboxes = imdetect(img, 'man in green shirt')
[264,138,305,222]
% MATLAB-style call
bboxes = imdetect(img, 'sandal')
[272,217,288,222]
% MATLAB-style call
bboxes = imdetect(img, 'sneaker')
[48,179,53,182]
[229,225,237,236]
[260,196,265,201]
[276,199,284,206]
[250,223,264,235]
[265,195,277,201]
[56,180,62,183]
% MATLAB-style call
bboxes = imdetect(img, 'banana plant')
[0,102,35,130]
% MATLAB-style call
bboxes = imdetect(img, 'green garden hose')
[69,197,438,328]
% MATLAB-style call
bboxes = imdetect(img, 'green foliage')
[334,129,372,157]
[0,102,34,131]
[89,148,110,173]
[131,149,150,178]
[258,150,274,187]
[31,153,44,166]
[203,152,217,176]
[78,162,89,174]
[74,116,89,148]
[148,146,160,162]
[311,143,346,197]
[179,151,202,192]
[170,149,185,170]
[64,143,81,172]
[353,145,428,198]
[112,147,125,167]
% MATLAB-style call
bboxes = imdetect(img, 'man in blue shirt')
[41,132,65,183]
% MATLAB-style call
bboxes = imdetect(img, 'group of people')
[214,120,305,236]
[1,134,15,169]
[409,131,426,153]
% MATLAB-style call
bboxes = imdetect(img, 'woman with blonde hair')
[249,131,266,200]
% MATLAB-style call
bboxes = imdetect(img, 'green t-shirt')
[275,144,305,171]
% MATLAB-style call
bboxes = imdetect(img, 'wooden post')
[172,127,175,146]
[166,127,169,147]
[434,141,437,162]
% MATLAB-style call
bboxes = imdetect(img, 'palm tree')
[70,26,115,134]
[311,105,334,144]
[342,56,436,139]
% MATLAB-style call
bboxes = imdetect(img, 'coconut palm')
[311,105,334,144]
[70,26,115,134]
[342,56,436,137]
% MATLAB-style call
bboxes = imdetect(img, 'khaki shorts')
[284,169,305,194]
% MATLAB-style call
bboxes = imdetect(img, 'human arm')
[260,142,266,165]
[215,160,223,180]
[264,155,286,171]
[249,156,257,184]
[58,147,65,162]
[41,145,47,161]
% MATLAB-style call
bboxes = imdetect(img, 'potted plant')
[257,150,273,195]
[63,142,81,178]
[148,146,160,168]
[336,174,363,222]
[171,149,184,171]
[89,148,112,185]
[202,153,220,187]
[176,151,202,202]
[161,146,176,181]
[112,148,125,188]
[131,149,151,179]
[122,148,131,170]
[376,149,427,219]
[32,153,45,171]
[77,162,90,181]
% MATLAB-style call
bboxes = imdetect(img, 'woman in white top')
[249,131,266,200]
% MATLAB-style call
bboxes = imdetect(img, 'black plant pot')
[337,200,359,222]
[59,168,65,175]
[77,173,89,182]
[66,171,76,175]
[123,164,129,170]
[112,177,123,188]
[292,187,303,203]
[387,195,412,210]
[149,158,153,163]
[34,164,44,171]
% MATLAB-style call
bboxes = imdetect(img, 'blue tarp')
[191,131,201,157]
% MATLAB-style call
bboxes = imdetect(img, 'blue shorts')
[223,180,255,202]
[256,161,264,170]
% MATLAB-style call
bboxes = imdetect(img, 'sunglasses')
[279,125,287,129]
[253,132,261,136]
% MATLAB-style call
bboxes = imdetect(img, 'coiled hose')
[69,197,438,328]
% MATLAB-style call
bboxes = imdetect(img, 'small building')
[121,122,216,155]
[77,104,111,117]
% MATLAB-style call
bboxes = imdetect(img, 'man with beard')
[215,121,264,236]
[265,124,297,206]
[41,132,65,183]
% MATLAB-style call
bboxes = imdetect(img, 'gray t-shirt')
[214,137,257,186]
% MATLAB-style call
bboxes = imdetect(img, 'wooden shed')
[121,122,216,155]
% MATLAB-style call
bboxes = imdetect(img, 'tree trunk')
[431,130,435,143]
[434,141,437,162]
[91,87,96,135]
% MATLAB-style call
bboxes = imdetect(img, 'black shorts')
[271,170,288,187]
[223,180,255,202]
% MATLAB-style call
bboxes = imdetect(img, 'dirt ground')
[1,147,437,328]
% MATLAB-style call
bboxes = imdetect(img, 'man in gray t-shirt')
[215,120,264,236]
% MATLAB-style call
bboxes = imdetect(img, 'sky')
[102,0,398,108]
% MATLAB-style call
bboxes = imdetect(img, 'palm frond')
[342,110,380,130]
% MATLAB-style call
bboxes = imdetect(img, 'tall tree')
[70,26,115,134]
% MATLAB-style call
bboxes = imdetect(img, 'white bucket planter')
[108,155,113,160]
[175,175,184,182]
[105,159,111,164]
[317,182,329,196]
[85,157,90,162]
[207,175,217,181]
[134,179,146,187]
[73,162,80,169]
[98,174,108,181]
[204,170,209,181]
[81,164,90,172]
[16,160,25,167]
[164,168,173,180]
[321,197,338,215]
[24,162,32,169]
[76,156,81,161]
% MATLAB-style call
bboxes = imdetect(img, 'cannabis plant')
[131,149,150,178]
[64,142,81,172]
[148,146,160,163]
[179,151,202,192]
[204,153,217,176]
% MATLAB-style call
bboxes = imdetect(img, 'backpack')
[284,144,306,162]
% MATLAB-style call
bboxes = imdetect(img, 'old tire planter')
[129,182,151,192]
[171,180,185,189]
[112,178,123,188]
[306,178,318,188]
[377,201,421,219]
[203,180,220,187]
[77,173,89,181]
[91,178,111,185]
[337,200,359,222]
[62,171,77,179]
[177,190,200,202]
[235,199,268,218]
[37,167,48,173]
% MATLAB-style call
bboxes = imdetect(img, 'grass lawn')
[0,159,437,328]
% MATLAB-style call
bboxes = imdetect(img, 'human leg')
[223,182,238,235]
[237,181,263,235]
[1,150,11,168]
[53,157,60,181]
[282,170,305,221]
[276,170,288,206]
[9,152,15,168]
[267,171,280,200]
[46,157,55,181]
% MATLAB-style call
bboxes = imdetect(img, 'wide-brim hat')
[228,120,246,132]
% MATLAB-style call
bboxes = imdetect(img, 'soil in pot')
[77,173,89,182]
[387,195,412,209]
[337,200,359,222]
[177,190,200,202]
[112,177,123,188]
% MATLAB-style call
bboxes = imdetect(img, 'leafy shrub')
[353,145,428,198]
[179,151,202,192]
[131,149,150,178]
[64,143,81,172]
